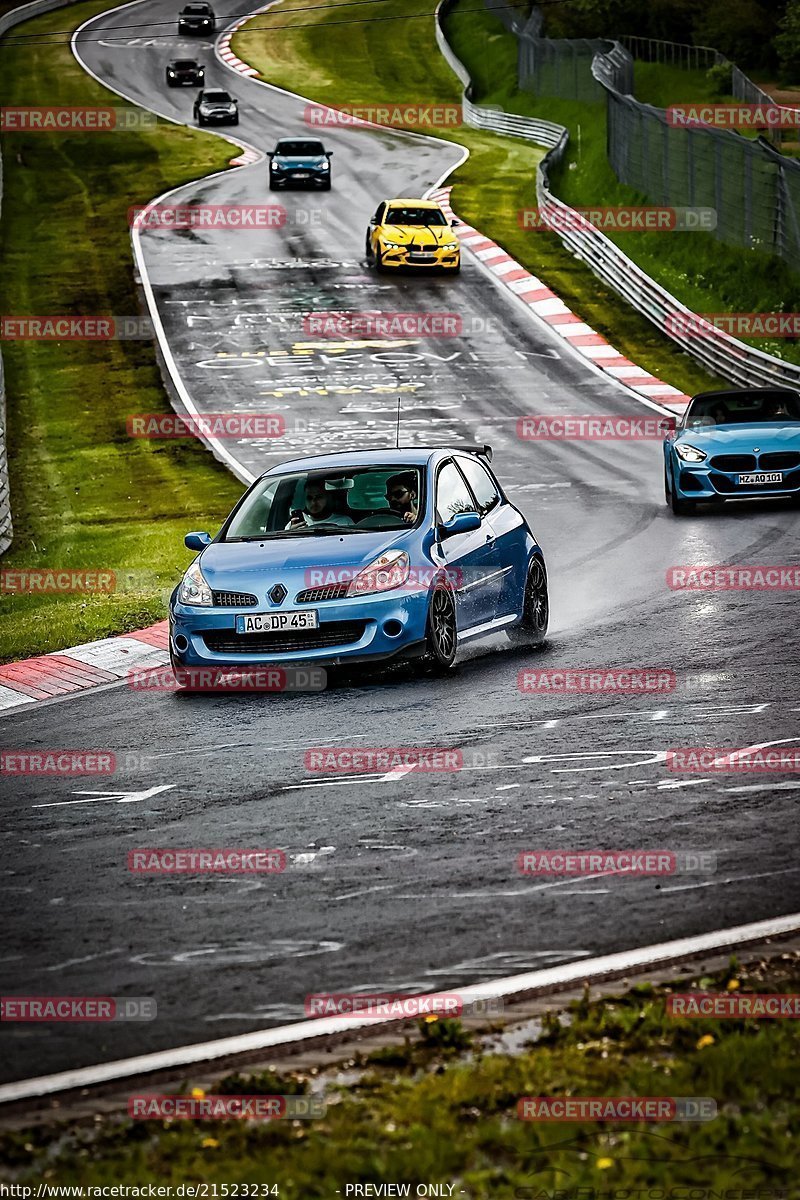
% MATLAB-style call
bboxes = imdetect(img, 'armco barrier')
[434,0,800,390]
[0,0,80,556]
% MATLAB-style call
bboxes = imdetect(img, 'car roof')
[383,198,443,208]
[260,447,476,477]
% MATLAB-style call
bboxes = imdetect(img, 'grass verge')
[231,0,725,400]
[1,953,797,1191]
[0,0,243,662]
[444,1,800,368]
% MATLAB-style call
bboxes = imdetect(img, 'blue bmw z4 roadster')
[169,446,548,676]
[663,386,800,515]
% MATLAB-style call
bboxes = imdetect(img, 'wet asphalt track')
[0,0,798,1083]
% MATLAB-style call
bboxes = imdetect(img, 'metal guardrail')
[435,0,800,390]
[0,0,79,556]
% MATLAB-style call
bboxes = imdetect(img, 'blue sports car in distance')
[663,386,800,515]
[268,139,332,190]
[169,447,548,679]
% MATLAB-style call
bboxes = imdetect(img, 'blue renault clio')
[169,447,548,676]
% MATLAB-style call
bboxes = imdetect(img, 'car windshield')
[184,5,210,12]
[275,141,325,156]
[224,466,424,540]
[385,207,447,226]
[203,91,231,102]
[684,390,800,427]
[175,60,198,67]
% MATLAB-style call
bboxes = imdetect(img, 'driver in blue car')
[385,472,418,524]
[286,477,355,528]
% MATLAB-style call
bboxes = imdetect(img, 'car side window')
[372,203,385,225]
[456,455,500,516]
[436,462,478,525]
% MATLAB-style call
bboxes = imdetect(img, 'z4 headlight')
[347,550,410,597]
[178,560,213,606]
[675,443,707,463]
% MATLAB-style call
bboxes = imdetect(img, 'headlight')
[319,161,329,170]
[168,68,176,75]
[178,560,213,606]
[440,242,458,250]
[271,162,284,170]
[383,241,402,249]
[675,443,707,463]
[347,550,410,597]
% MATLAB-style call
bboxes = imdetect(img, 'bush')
[705,60,733,98]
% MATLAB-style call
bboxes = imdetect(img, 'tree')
[776,0,800,83]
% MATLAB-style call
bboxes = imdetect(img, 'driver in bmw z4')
[286,478,355,528]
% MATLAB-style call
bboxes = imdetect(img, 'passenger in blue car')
[286,478,355,529]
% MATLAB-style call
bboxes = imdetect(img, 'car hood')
[201,100,235,109]
[197,529,410,593]
[273,156,327,167]
[676,422,800,450]
[380,224,453,245]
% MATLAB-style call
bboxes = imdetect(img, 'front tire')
[507,555,548,646]
[375,247,387,273]
[420,582,458,673]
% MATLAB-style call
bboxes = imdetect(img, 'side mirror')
[267,151,275,158]
[185,531,212,552]
[450,217,459,226]
[439,512,480,538]
[326,150,333,157]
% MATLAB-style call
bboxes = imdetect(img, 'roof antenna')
[395,395,401,449]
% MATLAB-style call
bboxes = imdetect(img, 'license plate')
[236,610,319,634]
[737,472,783,485]
[293,172,310,178]
[409,254,435,262]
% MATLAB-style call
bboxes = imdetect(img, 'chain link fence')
[435,0,800,391]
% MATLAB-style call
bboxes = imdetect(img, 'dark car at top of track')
[177,2,214,33]
[663,386,800,514]
[165,58,205,86]
[169,446,548,679]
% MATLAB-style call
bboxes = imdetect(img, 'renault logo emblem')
[268,583,287,605]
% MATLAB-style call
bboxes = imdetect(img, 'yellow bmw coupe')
[365,198,461,273]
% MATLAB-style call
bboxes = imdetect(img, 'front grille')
[202,621,367,655]
[212,590,258,607]
[710,469,800,494]
[760,452,800,470]
[709,454,757,472]
[295,583,350,603]
[408,243,436,253]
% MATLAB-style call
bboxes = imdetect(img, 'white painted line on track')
[2,911,799,1106]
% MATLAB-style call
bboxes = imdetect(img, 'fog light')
[174,634,189,652]
[383,620,403,638]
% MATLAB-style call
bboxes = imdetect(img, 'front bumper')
[672,458,800,502]
[377,244,460,269]
[199,111,237,123]
[270,169,330,187]
[169,75,203,85]
[179,20,213,31]
[170,587,430,668]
